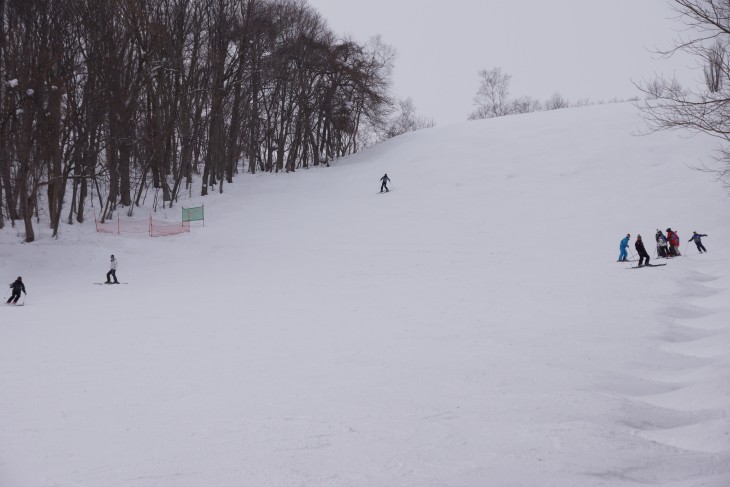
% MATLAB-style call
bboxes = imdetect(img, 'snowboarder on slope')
[7,277,26,304]
[688,232,708,253]
[106,255,120,284]
[635,235,651,267]
[379,174,390,193]
[618,234,630,262]
[655,229,669,258]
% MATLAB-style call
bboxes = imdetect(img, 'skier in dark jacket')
[635,235,651,267]
[688,232,708,253]
[7,277,26,304]
[379,174,390,193]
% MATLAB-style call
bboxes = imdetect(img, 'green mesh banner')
[182,205,204,222]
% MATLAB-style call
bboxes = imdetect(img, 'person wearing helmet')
[635,235,651,267]
[688,231,708,253]
[106,255,120,284]
[618,234,630,262]
[7,277,26,304]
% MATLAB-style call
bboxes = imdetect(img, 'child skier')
[379,174,390,193]
[688,232,708,253]
[655,230,669,258]
[618,234,630,262]
[6,277,26,304]
[635,235,651,267]
[106,255,120,284]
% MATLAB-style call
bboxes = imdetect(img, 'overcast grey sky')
[306,0,698,124]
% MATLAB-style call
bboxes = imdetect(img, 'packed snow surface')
[2,103,729,486]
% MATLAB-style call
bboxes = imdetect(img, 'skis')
[93,282,128,285]
[626,263,667,269]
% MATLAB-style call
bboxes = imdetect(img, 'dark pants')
[7,291,21,304]
[657,246,667,258]
[106,269,119,283]
[695,242,707,253]
[380,182,389,192]
[639,253,650,266]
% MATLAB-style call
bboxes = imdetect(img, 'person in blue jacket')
[618,234,630,262]
[688,232,708,253]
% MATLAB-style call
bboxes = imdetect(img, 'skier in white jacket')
[106,255,120,284]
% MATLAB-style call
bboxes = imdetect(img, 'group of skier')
[618,229,709,267]
[652,228,680,258]
[6,254,120,305]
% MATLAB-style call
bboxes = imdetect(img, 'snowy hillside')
[2,103,729,487]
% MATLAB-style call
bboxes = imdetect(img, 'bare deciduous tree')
[544,92,569,111]
[469,67,511,119]
[637,0,730,189]
[382,98,434,140]
[509,96,542,114]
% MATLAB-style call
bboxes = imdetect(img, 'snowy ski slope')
[1,102,729,486]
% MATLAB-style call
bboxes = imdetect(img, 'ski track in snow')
[1,103,730,486]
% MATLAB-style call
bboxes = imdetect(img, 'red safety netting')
[150,219,190,237]
[94,212,190,237]
[95,221,118,234]
[120,218,151,235]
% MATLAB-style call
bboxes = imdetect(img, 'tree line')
[0,0,395,241]
[467,67,641,121]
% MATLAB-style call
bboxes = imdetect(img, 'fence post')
[117,213,120,235]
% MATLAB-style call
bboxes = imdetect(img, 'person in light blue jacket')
[618,234,630,262]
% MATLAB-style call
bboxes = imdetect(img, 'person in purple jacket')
[688,232,708,253]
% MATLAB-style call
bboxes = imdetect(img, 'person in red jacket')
[666,228,681,256]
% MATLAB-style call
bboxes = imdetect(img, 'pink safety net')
[150,219,190,237]
[120,218,151,235]
[94,212,190,237]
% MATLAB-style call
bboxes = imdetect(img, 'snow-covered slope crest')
[1,103,730,486]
